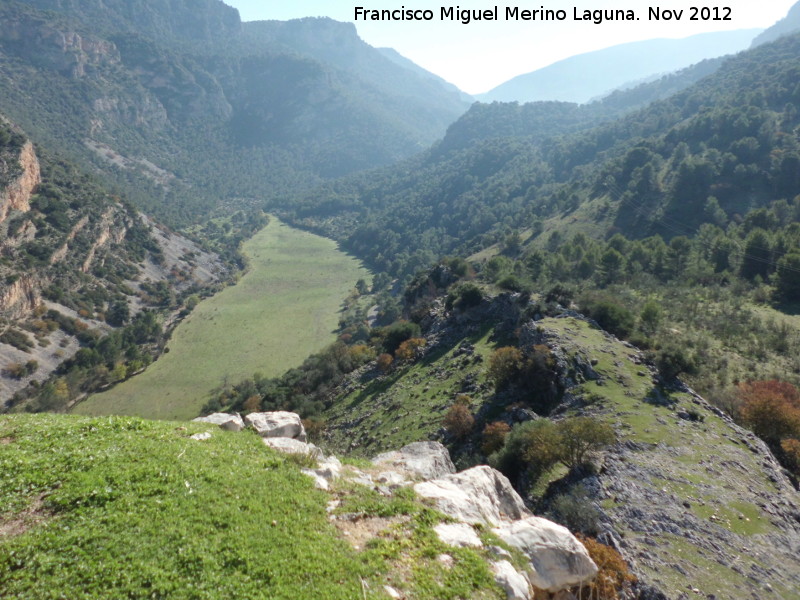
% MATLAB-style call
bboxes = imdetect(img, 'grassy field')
[75,218,369,421]
[0,414,507,599]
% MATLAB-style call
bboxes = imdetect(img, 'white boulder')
[413,466,531,526]
[372,441,455,480]
[434,523,483,548]
[192,412,244,432]
[245,411,307,441]
[492,560,531,600]
[492,517,598,593]
[262,437,319,456]
[189,431,212,441]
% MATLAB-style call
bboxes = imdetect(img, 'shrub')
[780,439,800,477]
[445,282,483,311]
[581,297,635,339]
[381,321,421,355]
[481,421,511,455]
[651,342,698,379]
[395,337,426,362]
[376,353,394,373]
[738,380,800,447]
[576,535,636,600]
[548,484,601,535]
[444,403,474,440]
[556,417,616,469]
[487,346,524,391]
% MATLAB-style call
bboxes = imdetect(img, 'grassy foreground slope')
[76,219,368,420]
[0,414,505,600]
[0,414,372,599]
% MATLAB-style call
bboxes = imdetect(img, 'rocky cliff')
[0,141,39,225]
[320,294,800,599]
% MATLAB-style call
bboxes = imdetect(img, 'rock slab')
[372,441,455,480]
[492,516,598,593]
[192,412,244,432]
[413,465,531,526]
[245,411,307,441]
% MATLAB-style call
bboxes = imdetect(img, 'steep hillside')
[0,118,225,411]
[753,0,800,46]
[0,1,469,225]
[479,30,760,104]
[326,296,800,598]
[280,32,800,279]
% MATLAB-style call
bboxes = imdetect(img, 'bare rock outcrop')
[372,441,455,480]
[0,141,40,225]
[0,276,41,319]
[192,412,244,432]
[493,517,598,593]
[245,411,307,442]
[414,465,531,526]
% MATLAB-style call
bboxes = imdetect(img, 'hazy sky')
[224,1,797,94]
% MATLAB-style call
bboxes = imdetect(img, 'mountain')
[480,30,761,104]
[0,1,470,226]
[280,32,800,279]
[752,0,800,46]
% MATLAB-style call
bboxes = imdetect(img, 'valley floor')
[75,218,368,420]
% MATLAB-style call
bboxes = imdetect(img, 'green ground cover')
[0,414,379,599]
[76,218,369,420]
[0,414,506,600]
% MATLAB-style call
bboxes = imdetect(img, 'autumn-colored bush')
[576,535,636,600]
[243,394,261,413]
[395,337,426,362]
[481,421,511,455]
[376,353,393,373]
[781,438,800,477]
[738,380,800,447]
[444,403,474,439]
[487,346,524,390]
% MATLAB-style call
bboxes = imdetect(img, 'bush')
[481,421,511,455]
[395,337,426,362]
[445,282,483,311]
[487,346,524,391]
[738,380,800,447]
[555,417,616,469]
[548,484,601,535]
[376,353,394,373]
[576,535,637,600]
[780,439,800,477]
[381,321,421,355]
[581,297,635,339]
[444,403,475,440]
[651,342,698,379]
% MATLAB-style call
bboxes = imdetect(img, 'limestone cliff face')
[0,10,120,78]
[0,276,41,319]
[0,141,40,225]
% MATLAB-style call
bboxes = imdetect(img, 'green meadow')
[75,218,368,420]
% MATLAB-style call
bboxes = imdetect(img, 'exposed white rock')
[413,465,531,526]
[245,411,307,441]
[383,585,402,599]
[437,554,454,568]
[434,522,483,548]
[302,469,330,491]
[492,560,531,600]
[376,471,408,487]
[372,441,455,480]
[492,517,598,593]
[189,431,212,441]
[192,412,244,432]
[262,437,320,456]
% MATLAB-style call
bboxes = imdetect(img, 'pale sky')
[224,1,798,94]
